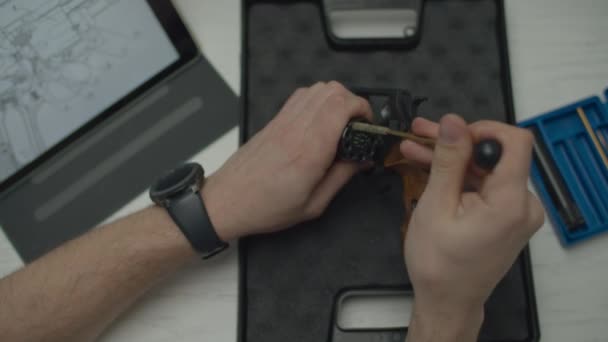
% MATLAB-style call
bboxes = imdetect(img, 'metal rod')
[350,122,435,146]
[530,126,584,231]
[597,129,608,150]
[577,107,608,169]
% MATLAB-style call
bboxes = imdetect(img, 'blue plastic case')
[519,90,608,246]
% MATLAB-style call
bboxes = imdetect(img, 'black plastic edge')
[496,0,541,340]
[239,1,250,146]
[238,1,541,341]
[0,0,200,193]
[148,0,200,60]
[237,1,250,340]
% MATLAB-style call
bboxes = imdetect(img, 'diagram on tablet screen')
[0,0,179,182]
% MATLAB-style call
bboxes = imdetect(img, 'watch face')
[150,163,204,204]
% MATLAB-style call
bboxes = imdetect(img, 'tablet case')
[0,56,237,262]
[240,1,539,341]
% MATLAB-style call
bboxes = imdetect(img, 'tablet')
[0,0,198,190]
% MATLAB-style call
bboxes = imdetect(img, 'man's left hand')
[202,81,373,241]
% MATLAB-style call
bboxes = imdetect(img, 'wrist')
[141,206,198,261]
[407,300,484,342]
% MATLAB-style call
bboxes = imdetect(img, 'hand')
[202,82,372,241]
[400,114,544,340]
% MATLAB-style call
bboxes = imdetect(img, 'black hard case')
[238,1,540,341]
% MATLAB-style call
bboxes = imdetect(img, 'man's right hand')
[400,114,545,341]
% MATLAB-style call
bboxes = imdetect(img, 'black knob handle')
[473,139,502,170]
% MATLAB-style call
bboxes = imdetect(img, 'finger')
[468,121,534,192]
[290,81,327,118]
[526,192,545,233]
[464,175,483,192]
[278,87,308,115]
[319,81,373,123]
[303,81,344,116]
[425,114,473,214]
[350,94,374,122]
[411,117,440,138]
[315,90,373,146]
[401,122,493,182]
[298,81,351,123]
[334,92,374,124]
[460,192,485,213]
[306,161,359,218]
[400,140,433,165]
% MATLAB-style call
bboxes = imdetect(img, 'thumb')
[425,114,472,214]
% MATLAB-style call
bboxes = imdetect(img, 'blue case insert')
[519,90,608,246]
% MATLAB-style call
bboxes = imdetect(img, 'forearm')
[0,206,196,342]
[406,302,484,342]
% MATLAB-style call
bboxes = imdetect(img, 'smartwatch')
[149,162,228,259]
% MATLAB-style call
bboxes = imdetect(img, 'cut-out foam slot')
[578,134,608,223]
[566,138,607,225]
[543,112,586,143]
[553,140,598,227]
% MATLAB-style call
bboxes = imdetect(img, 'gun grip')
[384,145,429,237]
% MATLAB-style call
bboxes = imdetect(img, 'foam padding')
[242,1,537,341]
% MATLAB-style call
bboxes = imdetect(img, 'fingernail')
[439,115,464,143]
[400,140,414,150]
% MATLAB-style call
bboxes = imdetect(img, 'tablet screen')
[0,0,181,184]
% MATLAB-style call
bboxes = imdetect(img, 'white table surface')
[2,0,608,341]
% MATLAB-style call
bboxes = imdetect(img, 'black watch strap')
[167,191,228,259]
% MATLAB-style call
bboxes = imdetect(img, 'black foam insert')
[241,1,538,341]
